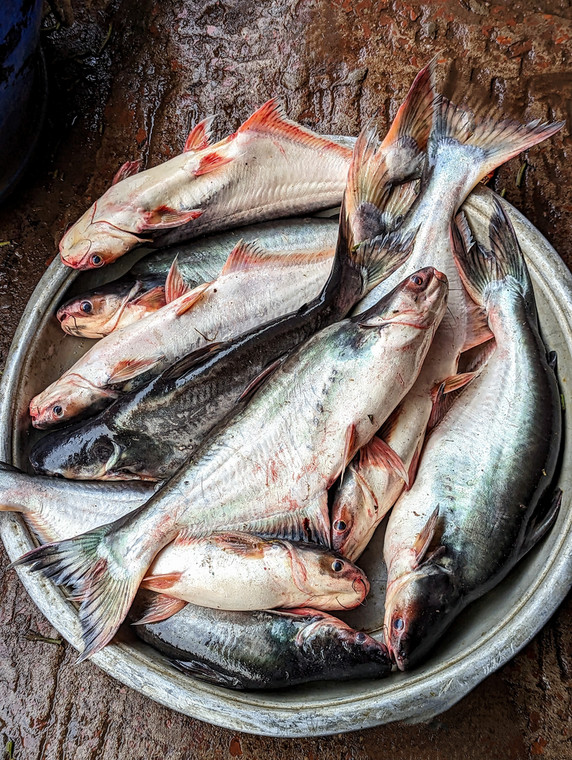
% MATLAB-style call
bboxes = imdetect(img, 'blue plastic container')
[0,0,47,201]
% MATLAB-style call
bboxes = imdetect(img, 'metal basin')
[1,184,571,737]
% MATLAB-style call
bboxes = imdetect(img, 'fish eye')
[355,631,366,643]
[410,274,424,287]
[93,439,115,460]
[80,301,93,314]
[90,254,104,267]
[393,617,404,631]
[53,405,63,418]
[333,519,347,532]
[332,559,344,572]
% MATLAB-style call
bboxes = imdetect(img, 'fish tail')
[452,199,534,311]
[430,96,563,190]
[11,526,143,660]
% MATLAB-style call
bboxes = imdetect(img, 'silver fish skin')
[58,219,339,339]
[15,266,448,659]
[59,100,353,270]
[0,465,365,615]
[30,239,336,428]
[133,600,392,690]
[0,463,156,543]
[383,199,562,671]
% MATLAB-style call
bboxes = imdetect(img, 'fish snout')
[352,575,370,603]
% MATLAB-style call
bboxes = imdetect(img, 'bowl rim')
[1,184,571,737]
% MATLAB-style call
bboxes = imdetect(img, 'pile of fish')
[3,58,564,690]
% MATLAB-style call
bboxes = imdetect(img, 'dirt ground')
[0,0,571,757]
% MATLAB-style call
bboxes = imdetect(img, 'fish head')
[331,464,378,561]
[293,609,392,674]
[309,551,370,610]
[356,267,449,333]
[29,421,128,480]
[384,563,460,671]
[57,280,139,339]
[29,377,112,429]
[59,203,149,270]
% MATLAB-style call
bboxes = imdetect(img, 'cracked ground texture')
[0,0,571,758]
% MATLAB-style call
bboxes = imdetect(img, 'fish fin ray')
[412,506,439,568]
[237,357,285,403]
[170,659,245,689]
[160,341,226,381]
[132,593,187,625]
[112,160,141,186]
[165,256,193,303]
[12,528,142,660]
[184,116,214,152]
[359,435,409,486]
[131,285,166,310]
[193,150,233,177]
[141,571,183,590]
[237,99,351,158]
[383,56,438,150]
[520,488,562,558]
[140,206,203,231]
[175,281,211,316]
[405,436,424,491]
[108,355,165,385]
[209,532,266,557]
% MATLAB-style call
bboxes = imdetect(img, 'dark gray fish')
[133,597,392,690]
[383,198,562,671]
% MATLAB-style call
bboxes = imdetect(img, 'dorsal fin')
[237,99,352,158]
[184,116,214,152]
[165,256,192,303]
[112,160,141,186]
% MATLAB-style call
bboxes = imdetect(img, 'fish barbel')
[16,265,448,659]
[57,218,339,338]
[59,100,353,270]
[383,198,562,671]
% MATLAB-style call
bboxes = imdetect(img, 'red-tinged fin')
[238,357,284,403]
[193,150,233,177]
[412,506,439,568]
[440,370,480,395]
[165,256,192,303]
[453,199,536,318]
[220,240,266,276]
[10,527,141,661]
[112,160,141,186]
[428,371,479,430]
[430,96,564,184]
[339,424,358,485]
[210,532,266,558]
[132,593,187,625]
[141,571,183,590]
[405,436,424,492]
[174,281,211,316]
[359,435,409,486]
[383,56,437,151]
[107,355,165,385]
[237,98,352,159]
[220,239,332,277]
[160,341,226,381]
[183,116,214,152]
[131,285,166,310]
[140,206,203,231]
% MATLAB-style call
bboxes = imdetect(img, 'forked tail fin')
[11,525,145,660]
[452,199,536,319]
[429,96,564,191]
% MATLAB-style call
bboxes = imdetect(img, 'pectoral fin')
[112,159,141,186]
[140,206,203,231]
[412,507,439,568]
[108,355,164,385]
[131,592,187,625]
[174,281,211,316]
[359,435,409,486]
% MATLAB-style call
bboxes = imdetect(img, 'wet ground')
[0,0,571,757]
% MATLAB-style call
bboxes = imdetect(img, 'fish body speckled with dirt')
[383,199,562,671]
[17,265,448,659]
[133,600,392,690]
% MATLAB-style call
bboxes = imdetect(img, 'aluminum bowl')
[1,184,571,737]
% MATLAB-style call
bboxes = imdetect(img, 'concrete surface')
[0,0,571,757]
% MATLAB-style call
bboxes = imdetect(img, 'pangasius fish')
[383,199,562,670]
[59,100,353,270]
[57,218,339,338]
[133,599,392,689]
[16,265,448,659]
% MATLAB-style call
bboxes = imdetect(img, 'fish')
[133,599,392,690]
[382,198,562,671]
[57,218,339,338]
[0,464,365,616]
[15,265,449,659]
[0,461,157,542]
[58,100,354,270]
[30,238,338,428]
